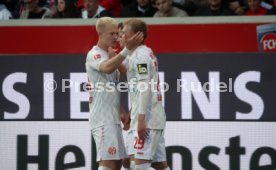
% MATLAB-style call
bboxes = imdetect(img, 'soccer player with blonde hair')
[85,17,142,170]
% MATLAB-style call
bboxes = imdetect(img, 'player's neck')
[97,41,108,52]
[130,44,143,54]
[129,46,138,54]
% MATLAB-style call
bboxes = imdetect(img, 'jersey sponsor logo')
[94,54,101,60]
[137,64,148,74]
[108,146,117,155]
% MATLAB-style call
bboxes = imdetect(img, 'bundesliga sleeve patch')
[94,54,101,60]
[137,64,148,74]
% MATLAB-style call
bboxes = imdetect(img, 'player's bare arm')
[120,106,131,131]
[107,47,128,78]
[137,114,149,141]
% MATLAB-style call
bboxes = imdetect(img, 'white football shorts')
[124,130,135,156]
[133,130,167,162]
[92,124,127,161]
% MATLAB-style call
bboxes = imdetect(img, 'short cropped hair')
[96,17,118,34]
[118,22,123,29]
[124,19,148,40]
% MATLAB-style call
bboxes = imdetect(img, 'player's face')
[121,24,136,42]
[118,27,125,48]
[101,24,119,48]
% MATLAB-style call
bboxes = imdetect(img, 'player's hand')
[123,111,131,131]
[125,32,144,51]
[123,121,130,131]
[120,108,130,131]
[137,114,149,141]
[108,47,117,58]
[121,111,130,131]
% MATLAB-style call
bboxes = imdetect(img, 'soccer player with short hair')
[85,17,142,170]
[122,18,171,170]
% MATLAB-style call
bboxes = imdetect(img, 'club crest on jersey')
[94,54,101,60]
[108,146,117,155]
[137,64,148,74]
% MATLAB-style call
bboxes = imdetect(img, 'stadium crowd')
[0,0,275,20]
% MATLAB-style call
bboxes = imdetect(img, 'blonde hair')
[124,18,148,40]
[96,17,118,34]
